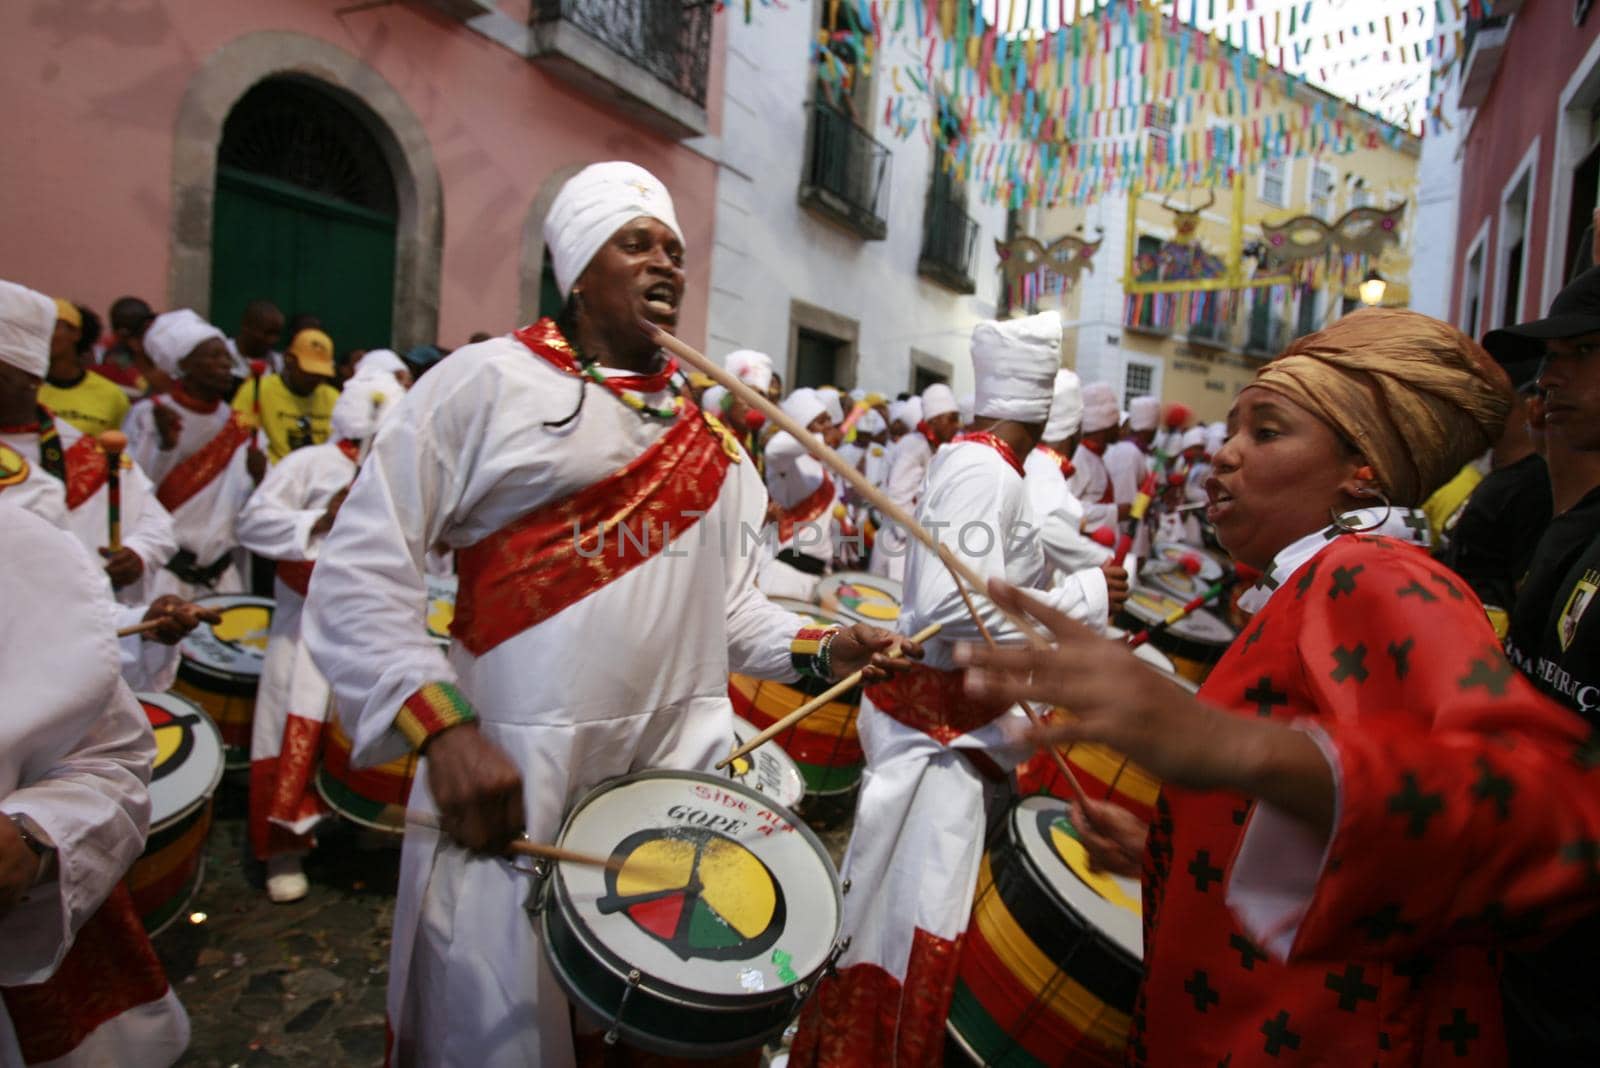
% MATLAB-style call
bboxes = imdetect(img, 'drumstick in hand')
[716,622,943,770]
[99,430,126,552]
[1124,582,1227,649]
[404,810,632,872]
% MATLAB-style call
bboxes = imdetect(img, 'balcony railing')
[530,0,711,138]
[918,176,979,293]
[1185,318,1229,347]
[1246,316,1290,357]
[800,100,891,240]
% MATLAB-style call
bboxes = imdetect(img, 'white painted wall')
[699,2,1010,400]
[1411,65,1466,322]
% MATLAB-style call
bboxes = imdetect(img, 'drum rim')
[548,769,842,1009]
[1005,797,1143,970]
[726,719,808,811]
[313,768,405,835]
[1151,540,1226,581]
[765,597,855,630]
[140,851,208,938]
[138,691,226,828]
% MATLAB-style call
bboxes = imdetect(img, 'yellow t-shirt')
[38,370,131,436]
[1421,461,1485,544]
[232,374,340,463]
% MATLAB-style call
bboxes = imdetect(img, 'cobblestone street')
[155,777,852,1067]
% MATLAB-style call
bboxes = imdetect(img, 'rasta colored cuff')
[396,681,477,750]
[791,625,842,682]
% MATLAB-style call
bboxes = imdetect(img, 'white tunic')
[125,395,253,600]
[303,337,814,1068]
[1103,438,1149,505]
[1068,442,1118,533]
[1023,446,1113,581]
[867,432,932,581]
[0,505,188,1067]
[236,441,356,838]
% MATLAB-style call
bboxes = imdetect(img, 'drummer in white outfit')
[303,162,914,1068]
[1068,382,1124,536]
[1023,369,1114,583]
[868,396,931,581]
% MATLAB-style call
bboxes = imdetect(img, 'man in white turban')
[1024,369,1114,582]
[756,389,839,599]
[921,382,961,446]
[1105,393,1162,508]
[354,348,413,388]
[871,394,933,581]
[1069,381,1124,535]
[237,371,407,904]
[301,161,916,1067]
[125,309,261,600]
[794,311,1116,1065]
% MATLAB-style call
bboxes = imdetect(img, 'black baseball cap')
[1482,265,1600,364]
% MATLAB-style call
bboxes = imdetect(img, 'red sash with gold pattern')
[155,413,250,513]
[63,434,110,510]
[776,473,835,543]
[864,662,1010,744]
[451,406,732,656]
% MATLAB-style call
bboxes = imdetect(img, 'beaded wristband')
[395,681,477,750]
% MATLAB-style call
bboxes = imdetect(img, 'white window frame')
[1543,32,1600,310]
[1259,156,1289,208]
[1121,352,1163,405]
[1495,139,1540,329]
[1460,218,1492,338]
[1309,161,1337,219]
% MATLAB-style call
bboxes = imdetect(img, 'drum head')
[817,572,902,625]
[179,595,274,678]
[1151,541,1224,582]
[1122,588,1234,646]
[555,771,840,1002]
[1129,642,1199,695]
[725,718,807,811]
[138,692,224,829]
[767,597,853,631]
[1010,796,1141,961]
[425,573,457,642]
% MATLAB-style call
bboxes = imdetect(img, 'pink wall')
[0,0,724,349]
[1451,1,1600,328]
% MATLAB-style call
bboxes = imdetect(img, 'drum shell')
[727,674,862,798]
[171,666,255,768]
[1115,599,1232,684]
[949,806,1141,1067]
[126,799,213,936]
[316,714,418,833]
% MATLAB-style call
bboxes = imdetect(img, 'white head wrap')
[331,372,405,442]
[763,431,827,508]
[0,279,56,379]
[725,349,774,393]
[856,408,886,435]
[1080,382,1121,433]
[781,387,828,430]
[971,311,1062,423]
[1205,420,1228,455]
[850,387,866,403]
[816,386,845,425]
[1043,369,1084,442]
[902,396,924,427]
[1181,425,1209,452]
[958,393,975,426]
[701,384,730,415]
[543,161,684,297]
[354,349,408,380]
[922,383,959,420]
[144,310,225,376]
[1128,395,1161,431]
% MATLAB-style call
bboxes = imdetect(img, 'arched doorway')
[209,77,399,354]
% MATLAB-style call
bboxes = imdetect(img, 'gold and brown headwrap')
[1251,308,1512,506]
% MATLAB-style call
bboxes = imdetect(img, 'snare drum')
[728,600,863,820]
[315,712,419,833]
[426,572,457,644]
[171,594,273,768]
[126,692,224,935]
[540,771,842,1057]
[816,571,902,625]
[725,717,806,812]
[1143,540,1227,601]
[949,795,1142,1068]
[1116,586,1235,684]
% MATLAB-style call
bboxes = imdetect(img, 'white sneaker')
[266,855,309,903]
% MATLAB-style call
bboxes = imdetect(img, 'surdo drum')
[538,771,842,1057]
[1116,586,1235,684]
[816,571,902,625]
[171,594,273,768]
[949,795,1143,1068]
[126,692,224,934]
[724,716,806,812]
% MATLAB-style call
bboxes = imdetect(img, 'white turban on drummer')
[922,383,960,420]
[1080,382,1121,434]
[1128,395,1161,432]
[144,310,225,377]
[856,407,886,435]
[781,387,828,429]
[0,279,55,379]
[958,393,975,426]
[724,349,774,394]
[1043,369,1085,442]
[816,386,845,425]
[1181,425,1209,452]
[543,161,685,298]
[354,349,408,380]
[332,372,404,443]
[971,311,1062,424]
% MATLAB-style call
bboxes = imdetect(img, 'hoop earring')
[1329,488,1391,534]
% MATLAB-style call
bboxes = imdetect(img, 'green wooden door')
[210,166,398,355]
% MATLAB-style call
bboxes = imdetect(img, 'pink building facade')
[0,0,725,351]
[1449,0,1600,336]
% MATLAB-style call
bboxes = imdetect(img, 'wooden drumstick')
[403,810,630,873]
[99,430,127,553]
[116,618,166,638]
[715,622,943,770]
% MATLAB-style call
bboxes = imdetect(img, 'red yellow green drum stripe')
[728,675,862,795]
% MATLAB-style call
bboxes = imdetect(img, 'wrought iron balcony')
[1245,315,1290,357]
[1184,317,1230,348]
[799,100,891,240]
[530,0,712,139]
[918,173,979,294]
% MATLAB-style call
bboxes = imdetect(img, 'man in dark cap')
[1481,265,1600,1064]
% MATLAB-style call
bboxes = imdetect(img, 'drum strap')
[155,413,251,514]
[164,548,235,587]
[451,401,731,656]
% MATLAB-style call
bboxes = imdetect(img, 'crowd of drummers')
[4,159,1600,1068]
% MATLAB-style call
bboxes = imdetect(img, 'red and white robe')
[791,433,1109,1067]
[302,320,839,1068]
[869,432,933,582]
[125,386,254,600]
[1024,443,1111,582]
[1069,439,1118,535]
